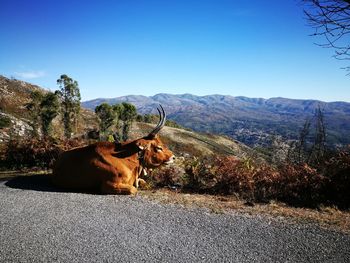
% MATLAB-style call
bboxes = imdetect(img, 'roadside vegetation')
[150,149,350,209]
[0,137,87,170]
[149,107,350,210]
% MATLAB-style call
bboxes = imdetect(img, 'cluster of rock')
[0,112,33,143]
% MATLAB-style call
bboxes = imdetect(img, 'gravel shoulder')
[0,176,349,262]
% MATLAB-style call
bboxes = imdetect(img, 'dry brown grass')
[130,122,255,158]
[1,138,88,170]
[140,189,350,234]
[0,170,50,180]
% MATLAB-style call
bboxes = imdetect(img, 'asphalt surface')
[0,175,349,263]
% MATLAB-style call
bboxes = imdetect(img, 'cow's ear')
[138,145,145,150]
[136,141,147,151]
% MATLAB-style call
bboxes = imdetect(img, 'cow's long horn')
[148,105,166,137]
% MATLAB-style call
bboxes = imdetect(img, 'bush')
[1,138,87,170]
[2,139,60,169]
[151,165,185,188]
[324,148,350,209]
[182,155,331,208]
[276,164,327,207]
[183,156,217,193]
[150,148,350,209]
[0,115,11,129]
[249,164,279,202]
[183,156,254,196]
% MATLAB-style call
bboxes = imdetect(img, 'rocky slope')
[0,75,98,141]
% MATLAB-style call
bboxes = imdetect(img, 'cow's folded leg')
[101,182,137,195]
[135,178,147,189]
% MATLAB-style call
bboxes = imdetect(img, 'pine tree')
[112,103,124,142]
[120,102,137,141]
[56,74,81,138]
[95,103,115,137]
[40,92,60,137]
[26,90,44,137]
[112,102,137,141]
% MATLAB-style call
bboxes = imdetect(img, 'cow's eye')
[156,146,163,152]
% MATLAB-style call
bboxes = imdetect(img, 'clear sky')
[0,0,349,102]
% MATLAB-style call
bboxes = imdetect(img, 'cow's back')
[52,143,111,190]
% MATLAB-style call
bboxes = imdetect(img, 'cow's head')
[135,105,175,168]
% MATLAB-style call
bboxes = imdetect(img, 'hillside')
[83,94,350,147]
[129,122,258,160]
[0,75,44,119]
[0,75,98,141]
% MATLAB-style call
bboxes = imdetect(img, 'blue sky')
[0,0,349,102]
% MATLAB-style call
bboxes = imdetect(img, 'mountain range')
[82,94,350,147]
[1,73,349,148]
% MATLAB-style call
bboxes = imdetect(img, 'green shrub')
[183,156,217,193]
[0,115,11,129]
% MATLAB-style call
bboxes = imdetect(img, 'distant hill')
[83,93,350,147]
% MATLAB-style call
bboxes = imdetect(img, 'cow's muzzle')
[164,155,175,165]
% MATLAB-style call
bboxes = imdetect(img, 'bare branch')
[303,0,350,65]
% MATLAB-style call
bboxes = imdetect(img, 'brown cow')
[52,105,174,195]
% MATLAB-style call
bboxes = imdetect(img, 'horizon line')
[82,93,350,104]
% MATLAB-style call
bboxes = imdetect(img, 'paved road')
[0,175,349,262]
